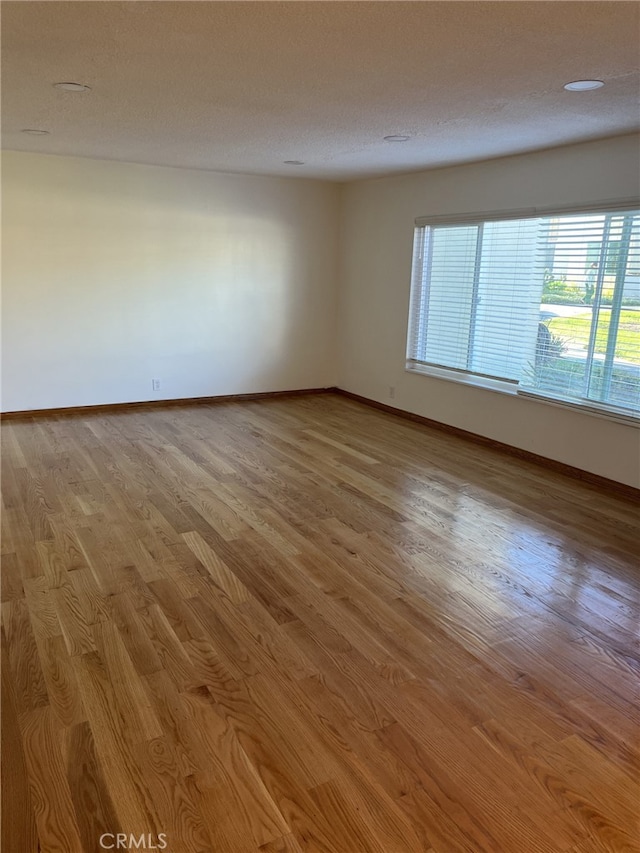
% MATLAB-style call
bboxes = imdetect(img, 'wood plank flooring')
[1,393,638,853]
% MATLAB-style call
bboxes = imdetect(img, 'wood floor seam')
[2,393,638,853]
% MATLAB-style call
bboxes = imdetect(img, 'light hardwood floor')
[1,393,638,853]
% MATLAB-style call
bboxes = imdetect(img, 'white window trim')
[405,361,640,427]
[407,195,640,427]
[414,197,640,228]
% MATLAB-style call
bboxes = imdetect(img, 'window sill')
[406,363,519,395]
[405,363,640,427]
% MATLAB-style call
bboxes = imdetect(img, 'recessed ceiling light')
[283,160,304,165]
[563,80,604,91]
[384,135,411,142]
[21,128,50,136]
[53,82,91,92]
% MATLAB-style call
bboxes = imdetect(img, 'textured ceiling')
[2,1,639,180]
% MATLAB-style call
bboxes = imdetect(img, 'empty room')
[1,2,639,852]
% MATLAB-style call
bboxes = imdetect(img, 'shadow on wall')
[2,154,334,410]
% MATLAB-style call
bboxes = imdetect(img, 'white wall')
[1,151,339,411]
[3,140,639,487]
[338,135,640,487]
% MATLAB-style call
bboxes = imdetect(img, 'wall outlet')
[152,378,161,391]
[389,385,395,399]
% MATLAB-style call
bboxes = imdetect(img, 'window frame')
[406,198,640,426]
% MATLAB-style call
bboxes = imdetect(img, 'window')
[407,205,640,418]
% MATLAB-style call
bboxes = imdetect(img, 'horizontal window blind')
[407,206,640,417]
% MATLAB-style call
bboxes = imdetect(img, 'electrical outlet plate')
[152,379,161,391]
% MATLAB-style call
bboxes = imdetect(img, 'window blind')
[407,206,640,417]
